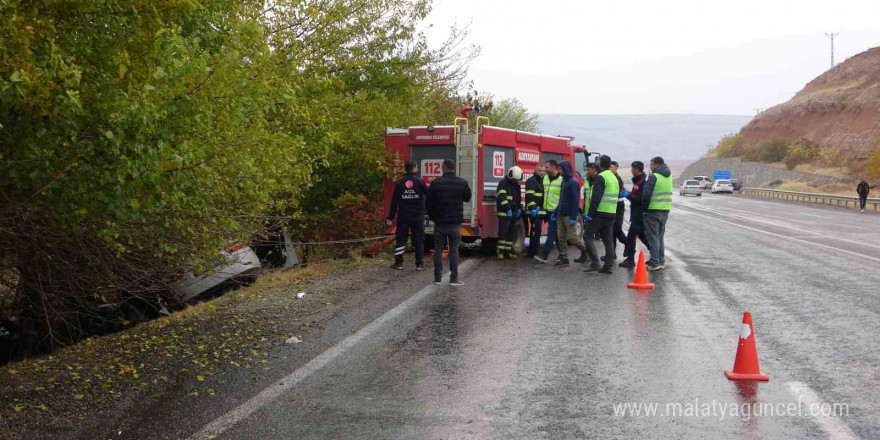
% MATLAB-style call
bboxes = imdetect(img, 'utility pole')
[825,32,839,69]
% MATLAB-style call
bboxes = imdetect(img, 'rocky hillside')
[740,47,880,159]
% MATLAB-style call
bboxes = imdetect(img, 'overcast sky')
[424,0,880,115]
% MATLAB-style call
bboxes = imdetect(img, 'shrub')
[865,146,880,180]
[713,134,744,158]
[747,139,791,163]
[783,141,821,170]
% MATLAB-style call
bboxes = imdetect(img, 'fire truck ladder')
[455,118,478,228]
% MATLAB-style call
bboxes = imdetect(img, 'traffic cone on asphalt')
[626,250,655,290]
[724,312,769,381]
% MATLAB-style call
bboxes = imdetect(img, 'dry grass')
[775,181,855,196]
[765,161,853,180]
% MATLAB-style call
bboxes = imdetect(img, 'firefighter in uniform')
[534,160,562,263]
[582,155,619,274]
[387,161,427,271]
[524,163,546,258]
[496,166,523,260]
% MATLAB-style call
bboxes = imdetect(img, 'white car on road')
[680,180,703,197]
[711,180,734,194]
[692,176,713,189]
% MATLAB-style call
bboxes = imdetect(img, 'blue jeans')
[543,217,558,255]
[643,210,669,266]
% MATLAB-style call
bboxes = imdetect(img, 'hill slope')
[539,114,751,161]
[740,47,880,159]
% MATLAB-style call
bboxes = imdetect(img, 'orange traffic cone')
[724,312,769,381]
[627,250,655,289]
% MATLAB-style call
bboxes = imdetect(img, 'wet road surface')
[191,194,879,439]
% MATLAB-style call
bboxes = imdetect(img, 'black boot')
[573,252,588,264]
[618,258,636,268]
[583,263,601,273]
[555,258,570,266]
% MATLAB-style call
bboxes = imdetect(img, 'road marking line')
[787,381,860,440]
[676,208,880,264]
[186,259,481,440]
[690,203,880,245]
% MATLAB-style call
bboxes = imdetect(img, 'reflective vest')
[648,174,673,211]
[597,170,619,214]
[582,180,592,213]
[542,174,562,213]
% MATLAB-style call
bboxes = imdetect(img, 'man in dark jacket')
[524,164,546,258]
[857,180,873,213]
[582,155,619,274]
[642,156,672,270]
[554,161,587,266]
[620,161,649,267]
[609,161,628,259]
[426,160,472,286]
[387,161,428,270]
[496,166,523,260]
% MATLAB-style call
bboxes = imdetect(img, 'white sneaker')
[450,280,465,287]
[861,209,865,213]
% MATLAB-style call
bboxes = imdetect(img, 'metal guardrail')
[740,187,880,212]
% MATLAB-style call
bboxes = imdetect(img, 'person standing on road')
[525,163,546,258]
[387,161,428,271]
[582,155,619,274]
[642,156,672,271]
[608,161,628,260]
[496,166,523,260]
[554,161,588,266]
[620,161,649,268]
[426,160,472,286]
[535,160,563,263]
[857,179,873,213]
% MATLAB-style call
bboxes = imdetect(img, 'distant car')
[692,176,713,189]
[172,245,262,302]
[729,178,741,191]
[712,180,734,194]
[680,180,703,197]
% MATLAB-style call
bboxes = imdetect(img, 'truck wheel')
[481,238,498,255]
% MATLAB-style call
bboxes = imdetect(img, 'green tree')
[0,0,475,345]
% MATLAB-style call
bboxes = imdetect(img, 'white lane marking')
[677,208,880,264]
[186,259,480,440]
[683,205,880,252]
[787,381,860,440]
[800,212,824,218]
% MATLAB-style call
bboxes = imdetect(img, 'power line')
[825,32,839,69]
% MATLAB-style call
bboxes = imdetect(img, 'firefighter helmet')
[507,166,523,181]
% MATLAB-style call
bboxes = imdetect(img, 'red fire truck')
[378,112,591,253]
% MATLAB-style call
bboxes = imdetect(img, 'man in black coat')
[620,161,649,267]
[524,163,546,258]
[426,160,472,286]
[387,161,428,270]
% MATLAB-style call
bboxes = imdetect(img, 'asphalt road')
[167,194,880,439]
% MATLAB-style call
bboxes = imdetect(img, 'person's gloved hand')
[530,208,538,218]
[385,219,393,226]
[506,209,513,217]
[550,213,557,222]
[516,209,522,218]
[620,190,631,198]
[568,218,577,226]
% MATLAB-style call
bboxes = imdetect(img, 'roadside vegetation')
[0,0,540,360]
[710,134,880,181]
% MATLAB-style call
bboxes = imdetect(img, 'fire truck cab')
[384,118,589,253]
